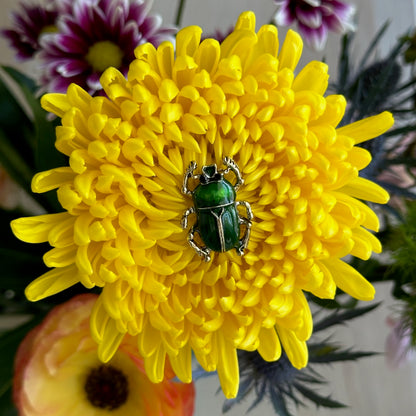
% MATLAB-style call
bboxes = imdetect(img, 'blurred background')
[1,0,416,415]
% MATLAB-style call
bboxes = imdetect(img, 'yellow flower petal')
[340,177,390,204]
[169,344,193,383]
[278,29,303,71]
[216,334,239,399]
[350,226,382,260]
[234,10,256,31]
[11,213,71,244]
[293,61,329,94]
[347,147,372,170]
[176,26,203,58]
[14,11,393,400]
[156,41,174,79]
[336,111,394,144]
[195,39,220,75]
[32,167,76,193]
[40,93,71,117]
[220,27,257,66]
[257,327,282,361]
[144,345,167,383]
[98,317,126,363]
[25,265,80,301]
[257,24,279,56]
[324,257,375,301]
[276,326,308,369]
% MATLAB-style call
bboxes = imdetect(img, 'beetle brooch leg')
[181,206,195,229]
[182,207,212,262]
[182,161,198,196]
[223,156,244,191]
[188,225,212,262]
[236,200,253,256]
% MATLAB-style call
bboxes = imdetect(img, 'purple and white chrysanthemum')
[38,0,176,95]
[274,0,356,50]
[1,1,58,60]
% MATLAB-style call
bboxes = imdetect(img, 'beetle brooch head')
[181,157,253,262]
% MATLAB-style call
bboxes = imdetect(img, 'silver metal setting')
[181,157,253,261]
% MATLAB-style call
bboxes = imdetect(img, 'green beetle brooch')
[181,157,253,262]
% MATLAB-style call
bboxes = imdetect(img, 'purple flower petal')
[325,12,355,33]
[1,2,58,60]
[298,22,328,50]
[273,0,356,50]
[56,59,90,77]
[86,72,104,92]
[274,5,296,26]
[295,6,322,29]
[304,0,321,6]
[33,0,176,95]
[385,317,415,369]
[331,0,356,16]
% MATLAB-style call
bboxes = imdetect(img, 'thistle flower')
[274,0,356,50]
[1,1,58,60]
[331,24,416,210]
[13,294,195,416]
[12,11,393,398]
[224,303,379,415]
[37,0,175,95]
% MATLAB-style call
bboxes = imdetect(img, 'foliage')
[222,302,380,415]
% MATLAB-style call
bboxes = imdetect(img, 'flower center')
[84,364,129,410]
[40,24,58,35]
[85,41,124,72]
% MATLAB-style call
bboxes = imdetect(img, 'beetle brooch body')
[181,157,253,262]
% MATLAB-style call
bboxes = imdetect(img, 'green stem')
[175,0,187,27]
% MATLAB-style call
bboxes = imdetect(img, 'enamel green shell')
[192,179,240,252]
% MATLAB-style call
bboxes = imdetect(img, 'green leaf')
[336,34,353,95]
[308,344,378,363]
[34,113,65,173]
[0,69,35,161]
[0,66,65,213]
[0,66,37,94]
[0,68,38,191]
[1,66,66,173]
[358,21,391,70]
[378,181,416,200]
[313,303,380,332]
[396,76,416,93]
[293,383,347,409]
[384,125,416,137]
[0,129,33,191]
[0,128,60,213]
[269,391,294,416]
[246,383,267,413]
[308,292,359,310]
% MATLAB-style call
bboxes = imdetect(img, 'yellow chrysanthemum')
[12,11,393,398]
